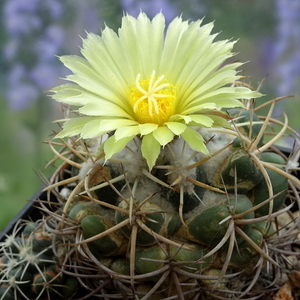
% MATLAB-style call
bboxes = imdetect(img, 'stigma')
[129,70,176,125]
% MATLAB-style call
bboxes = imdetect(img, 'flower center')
[129,70,176,125]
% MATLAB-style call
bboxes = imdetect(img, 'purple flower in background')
[29,62,60,89]
[77,1,101,33]
[2,0,65,110]
[43,0,64,19]
[5,63,38,110]
[6,0,41,13]
[35,25,65,60]
[120,0,207,24]
[62,0,101,55]
[2,0,101,111]
[44,25,65,45]
[3,38,20,61]
[7,84,39,111]
[4,11,41,36]
[120,0,177,23]
[3,0,42,36]
[7,64,27,85]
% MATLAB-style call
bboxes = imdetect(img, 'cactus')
[1,12,300,300]
[0,220,68,300]
[33,99,300,300]
[1,94,300,300]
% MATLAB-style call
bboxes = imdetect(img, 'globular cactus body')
[1,103,300,299]
[2,102,300,299]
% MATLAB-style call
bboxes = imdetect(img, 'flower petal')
[169,114,192,124]
[51,84,88,106]
[119,12,165,77]
[65,73,126,106]
[56,117,97,138]
[181,127,209,154]
[141,133,161,170]
[81,31,131,90]
[104,135,135,160]
[59,55,100,83]
[165,122,187,135]
[209,115,233,129]
[52,83,133,119]
[78,101,132,118]
[115,125,141,141]
[177,44,237,104]
[81,118,104,138]
[153,127,175,146]
[188,114,214,127]
[192,87,260,106]
[139,123,158,136]
[181,87,254,115]
[161,17,219,84]
[59,56,132,114]
[99,119,138,134]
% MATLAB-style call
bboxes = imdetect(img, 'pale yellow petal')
[65,74,126,107]
[141,133,161,169]
[169,114,192,124]
[181,87,258,115]
[118,12,164,77]
[189,115,214,127]
[180,103,217,115]
[209,115,233,129]
[78,101,132,119]
[115,125,141,141]
[81,31,131,89]
[104,135,135,160]
[161,17,212,82]
[181,127,209,154]
[81,119,104,138]
[99,119,138,134]
[177,41,237,98]
[178,67,242,111]
[139,123,158,136]
[56,117,97,138]
[153,127,175,146]
[51,84,88,106]
[60,55,99,82]
[165,122,187,135]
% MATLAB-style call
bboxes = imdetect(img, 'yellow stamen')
[129,70,176,125]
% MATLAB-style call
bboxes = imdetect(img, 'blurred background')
[1,0,299,231]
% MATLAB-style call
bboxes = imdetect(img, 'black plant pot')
[0,186,47,242]
[0,177,63,242]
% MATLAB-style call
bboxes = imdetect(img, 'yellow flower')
[52,12,261,169]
